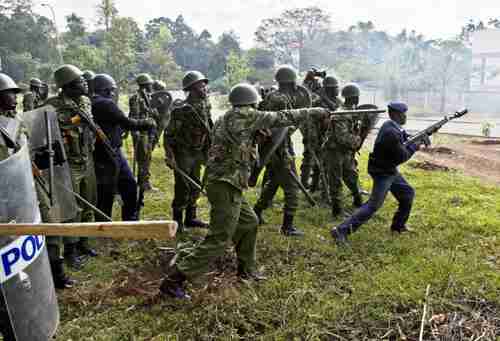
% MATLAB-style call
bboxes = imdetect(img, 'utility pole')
[41,3,64,65]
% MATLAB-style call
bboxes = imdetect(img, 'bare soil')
[416,135,500,185]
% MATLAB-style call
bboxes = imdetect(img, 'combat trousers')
[96,150,138,221]
[337,172,415,235]
[133,133,152,187]
[172,149,205,211]
[325,148,360,209]
[300,145,313,187]
[36,181,63,263]
[177,181,258,278]
[254,158,299,216]
[64,159,97,245]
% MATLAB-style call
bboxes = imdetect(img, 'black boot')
[353,193,363,208]
[50,258,77,289]
[64,243,88,270]
[173,208,185,233]
[184,206,208,228]
[237,264,267,282]
[253,206,266,225]
[281,213,304,237]
[77,238,98,257]
[159,266,190,299]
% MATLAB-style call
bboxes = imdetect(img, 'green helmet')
[182,71,208,91]
[82,70,96,81]
[152,80,166,91]
[0,73,21,93]
[323,76,339,88]
[54,64,84,88]
[341,83,360,98]
[229,83,260,106]
[30,78,43,88]
[136,73,154,86]
[275,66,297,84]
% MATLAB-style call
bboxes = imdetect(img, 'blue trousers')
[338,172,415,235]
[97,150,138,221]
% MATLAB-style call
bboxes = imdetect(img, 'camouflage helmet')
[82,70,96,81]
[29,78,43,88]
[0,73,21,93]
[323,76,339,88]
[152,80,166,91]
[229,83,261,106]
[275,66,297,84]
[341,83,360,98]
[136,73,154,86]
[182,71,208,91]
[54,64,84,88]
[94,74,117,92]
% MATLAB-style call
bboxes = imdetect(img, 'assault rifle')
[404,109,468,147]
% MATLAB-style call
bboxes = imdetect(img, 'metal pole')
[41,3,64,64]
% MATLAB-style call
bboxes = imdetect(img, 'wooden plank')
[0,221,178,240]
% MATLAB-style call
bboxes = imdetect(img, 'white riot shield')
[21,105,79,222]
[0,139,59,341]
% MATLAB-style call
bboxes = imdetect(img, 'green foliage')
[105,17,139,82]
[224,51,250,90]
[63,45,106,73]
[54,148,500,339]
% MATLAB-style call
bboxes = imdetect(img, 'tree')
[208,31,241,80]
[96,0,117,33]
[105,16,138,82]
[224,50,250,89]
[65,13,86,40]
[255,7,331,69]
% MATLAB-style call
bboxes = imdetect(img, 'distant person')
[23,78,44,111]
[331,102,428,245]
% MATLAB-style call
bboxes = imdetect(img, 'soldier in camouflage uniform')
[164,71,212,231]
[129,73,158,192]
[254,66,311,236]
[323,83,363,218]
[159,84,331,299]
[152,80,171,148]
[46,64,98,268]
[0,73,76,289]
[83,70,96,98]
[22,78,44,111]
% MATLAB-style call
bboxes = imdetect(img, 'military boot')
[280,213,304,237]
[64,243,88,270]
[184,206,208,228]
[173,208,185,233]
[159,266,190,300]
[353,193,363,208]
[253,206,266,225]
[50,258,77,289]
[237,264,267,282]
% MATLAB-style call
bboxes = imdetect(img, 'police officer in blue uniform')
[331,102,428,245]
[91,74,156,221]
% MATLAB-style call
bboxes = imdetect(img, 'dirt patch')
[410,161,451,172]
[421,146,456,155]
[470,139,500,145]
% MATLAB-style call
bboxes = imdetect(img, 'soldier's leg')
[143,134,155,191]
[343,152,362,207]
[172,151,194,231]
[176,182,241,278]
[96,183,114,221]
[326,150,345,217]
[76,164,98,257]
[300,146,313,188]
[185,152,207,228]
[136,135,148,188]
[254,165,280,224]
[276,161,302,236]
[232,197,258,274]
[389,174,415,232]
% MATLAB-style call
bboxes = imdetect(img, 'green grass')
[55,146,500,340]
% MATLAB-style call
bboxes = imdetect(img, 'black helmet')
[152,80,166,91]
[30,78,43,88]
[229,83,260,106]
[275,66,297,84]
[94,74,117,92]
[0,73,21,93]
[323,76,339,88]
[341,83,360,98]
[182,71,208,91]
[82,70,96,81]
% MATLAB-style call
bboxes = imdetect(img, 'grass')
[53,142,500,340]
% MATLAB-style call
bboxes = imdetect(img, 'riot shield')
[20,105,79,222]
[0,139,59,341]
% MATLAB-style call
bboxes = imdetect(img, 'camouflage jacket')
[323,104,361,152]
[206,106,327,191]
[46,94,96,165]
[129,90,159,136]
[164,95,213,153]
[23,91,43,111]
[259,86,312,160]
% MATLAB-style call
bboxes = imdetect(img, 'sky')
[33,0,500,48]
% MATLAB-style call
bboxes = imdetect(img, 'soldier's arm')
[333,118,360,150]
[129,95,138,119]
[251,107,329,132]
[105,100,155,132]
